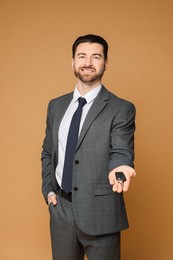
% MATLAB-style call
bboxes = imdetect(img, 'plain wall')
[0,0,173,259]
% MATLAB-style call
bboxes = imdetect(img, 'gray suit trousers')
[49,192,120,260]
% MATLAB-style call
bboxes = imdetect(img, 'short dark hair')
[72,34,108,60]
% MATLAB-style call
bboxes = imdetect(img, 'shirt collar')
[73,84,102,104]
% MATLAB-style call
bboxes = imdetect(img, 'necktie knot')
[78,97,87,108]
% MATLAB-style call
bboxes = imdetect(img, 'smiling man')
[41,34,136,260]
[72,42,107,89]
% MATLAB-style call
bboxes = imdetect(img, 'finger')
[123,180,130,192]
[112,181,119,192]
[129,169,136,177]
[48,198,57,206]
[109,173,115,185]
[48,198,53,205]
[109,177,116,186]
[51,195,57,205]
[51,197,57,205]
[109,179,115,185]
[116,182,124,193]
[48,195,57,205]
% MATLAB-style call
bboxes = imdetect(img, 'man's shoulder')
[47,92,73,111]
[104,87,135,109]
[49,92,73,104]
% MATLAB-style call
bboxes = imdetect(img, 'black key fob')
[115,172,126,182]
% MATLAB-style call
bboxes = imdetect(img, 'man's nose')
[84,57,92,66]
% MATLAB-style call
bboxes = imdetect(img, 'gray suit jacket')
[41,86,136,235]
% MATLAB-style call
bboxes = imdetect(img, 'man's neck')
[77,81,102,96]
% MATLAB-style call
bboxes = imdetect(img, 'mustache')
[80,66,95,69]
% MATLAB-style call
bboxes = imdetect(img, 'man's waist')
[59,189,72,202]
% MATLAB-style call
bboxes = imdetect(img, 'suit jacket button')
[75,160,79,164]
[74,187,78,191]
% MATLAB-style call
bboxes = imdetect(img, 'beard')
[73,65,105,84]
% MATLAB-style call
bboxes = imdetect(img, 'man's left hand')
[108,165,136,193]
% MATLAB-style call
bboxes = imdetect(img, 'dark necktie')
[61,97,87,193]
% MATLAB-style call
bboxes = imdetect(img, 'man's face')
[72,42,108,85]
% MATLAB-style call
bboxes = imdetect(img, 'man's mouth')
[81,67,95,73]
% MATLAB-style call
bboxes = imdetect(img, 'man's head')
[72,34,108,60]
[71,34,108,88]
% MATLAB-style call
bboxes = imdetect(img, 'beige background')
[0,0,173,259]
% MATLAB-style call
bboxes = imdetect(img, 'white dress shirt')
[55,84,102,188]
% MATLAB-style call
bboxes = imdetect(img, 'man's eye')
[79,55,85,59]
[93,56,100,60]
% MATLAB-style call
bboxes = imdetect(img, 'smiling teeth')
[82,69,94,72]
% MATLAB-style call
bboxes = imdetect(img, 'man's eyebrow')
[77,53,102,56]
[77,53,86,56]
[92,53,102,57]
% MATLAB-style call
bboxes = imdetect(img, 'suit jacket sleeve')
[109,101,136,171]
[41,100,55,202]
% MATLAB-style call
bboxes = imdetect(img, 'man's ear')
[71,59,74,70]
[104,59,108,71]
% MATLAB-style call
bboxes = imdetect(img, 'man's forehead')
[76,42,104,53]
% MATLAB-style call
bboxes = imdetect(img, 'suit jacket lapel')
[76,86,109,150]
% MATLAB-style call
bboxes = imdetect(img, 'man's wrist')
[48,191,56,198]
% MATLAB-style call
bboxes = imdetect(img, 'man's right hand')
[48,193,57,205]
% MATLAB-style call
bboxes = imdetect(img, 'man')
[41,34,136,260]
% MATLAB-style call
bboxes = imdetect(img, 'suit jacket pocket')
[93,184,114,196]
